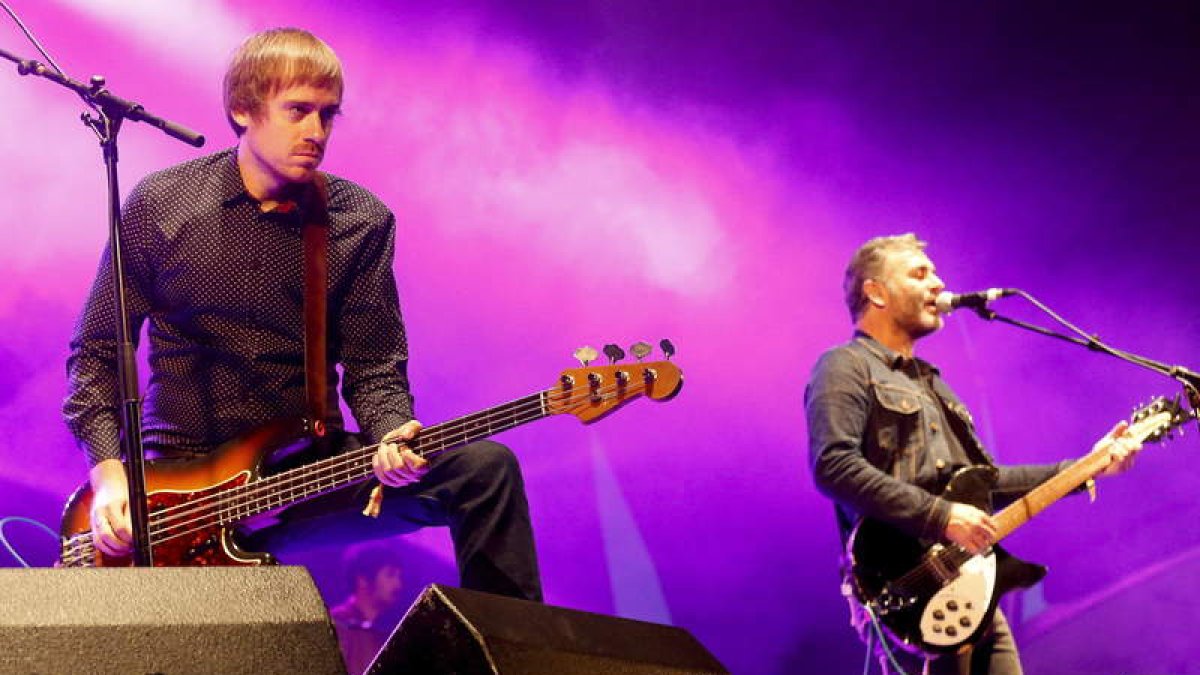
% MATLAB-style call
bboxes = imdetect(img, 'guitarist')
[805,233,1139,674]
[62,28,541,601]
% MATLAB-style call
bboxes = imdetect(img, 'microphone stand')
[2,46,205,566]
[967,290,1200,430]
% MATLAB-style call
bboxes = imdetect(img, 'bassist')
[805,233,1139,674]
[62,28,541,601]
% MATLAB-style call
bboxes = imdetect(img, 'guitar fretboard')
[994,450,1107,541]
[214,391,548,524]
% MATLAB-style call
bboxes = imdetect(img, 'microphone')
[935,288,1016,314]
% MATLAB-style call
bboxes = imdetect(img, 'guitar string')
[62,388,569,562]
[135,382,610,529]
[887,457,1105,594]
[62,395,559,564]
[62,373,662,564]
[880,421,1170,597]
[61,366,699,566]
[61,388,544,549]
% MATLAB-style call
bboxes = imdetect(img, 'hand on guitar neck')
[1092,419,1142,478]
[373,420,428,487]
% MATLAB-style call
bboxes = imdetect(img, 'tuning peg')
[629,341,652,361]
[659,339,676,360]
[573,345,598,366]
[603,344,625,364]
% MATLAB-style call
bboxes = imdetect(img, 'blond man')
[64,28,541,600]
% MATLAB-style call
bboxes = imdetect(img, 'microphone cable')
[0,0,66,75]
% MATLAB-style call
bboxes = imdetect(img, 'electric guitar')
[846,396,1190,656]
[60,359,682,567]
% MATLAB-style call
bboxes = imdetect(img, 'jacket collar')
[852,330,940,375]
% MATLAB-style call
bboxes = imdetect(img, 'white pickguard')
[918,550,996,647]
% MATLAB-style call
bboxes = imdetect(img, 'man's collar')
[852,330,939,374]
[217,148,253,208]
[217,148,333,219]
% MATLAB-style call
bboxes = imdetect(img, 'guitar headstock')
[547,360,683,423]
[1129,396,1194,444]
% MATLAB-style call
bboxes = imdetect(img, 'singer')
[804,233,1141,674]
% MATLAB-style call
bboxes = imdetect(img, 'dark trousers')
[878,610,1022,675]
[240,435,542,602]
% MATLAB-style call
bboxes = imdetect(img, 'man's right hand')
[89,459,133,557]
[944,502,997,555]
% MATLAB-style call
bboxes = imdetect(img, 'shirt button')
[935,459,947,470]
[930,422,939,432]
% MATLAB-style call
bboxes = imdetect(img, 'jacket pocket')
[870,381,922,458]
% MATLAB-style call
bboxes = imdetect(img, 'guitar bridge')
[872,587,915,615]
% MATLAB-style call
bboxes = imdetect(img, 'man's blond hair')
[223,28,343,136]
[843,233,927,322]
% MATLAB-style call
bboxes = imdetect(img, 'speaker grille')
[0,566,346,675]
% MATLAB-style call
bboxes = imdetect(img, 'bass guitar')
[60,358,682,567]
[846,396,1190,656]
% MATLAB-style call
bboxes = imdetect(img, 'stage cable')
[865,607,913,675]
[0,516,58,568]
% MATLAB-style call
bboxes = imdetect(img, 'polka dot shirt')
[63,149,415,466]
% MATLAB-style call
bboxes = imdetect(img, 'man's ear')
[230,107,254,131]
[863,278,888,308]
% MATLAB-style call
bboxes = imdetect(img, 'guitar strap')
[302,173,330,439]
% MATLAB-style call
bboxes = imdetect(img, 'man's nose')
[303,113,329,144]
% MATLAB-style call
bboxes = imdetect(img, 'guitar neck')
[413,392,550,459]
[63,358,681,566]
[230,391,549,521]
[994,449,1108,540]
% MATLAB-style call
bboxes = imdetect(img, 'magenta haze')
[1,3,1197,674]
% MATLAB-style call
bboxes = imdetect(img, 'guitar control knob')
[945,626,958,638]
[946,600,959,612]
[932,610,945,621]
[959,617,971,628]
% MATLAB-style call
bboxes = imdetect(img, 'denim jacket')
[806,332,1070,544]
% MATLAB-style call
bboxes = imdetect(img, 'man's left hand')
[372,420,428,487]
[1094,420,1142,478]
